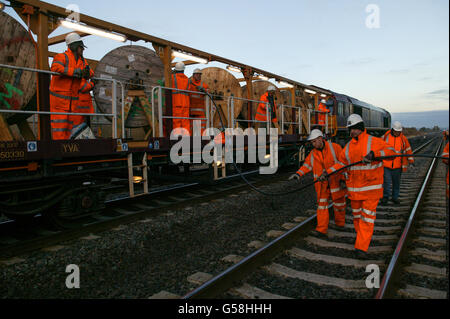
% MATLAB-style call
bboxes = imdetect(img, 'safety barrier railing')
[0,63,123,139]
[151,86,212,138]
[278,104,302,134]
[308,109,330,134]
[226,96,272,132]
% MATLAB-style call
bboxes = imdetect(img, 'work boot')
[392,198,400,205]
[355,249,368,259]
[380,197,389,205]
[311,230,328,239]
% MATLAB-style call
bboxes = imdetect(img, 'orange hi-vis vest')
[171,72,191,134]
[327,130,395,200]
[188,78,208,130]
[443,142,449,197]
[255,92,277,123]
[382,131,414,171]
[49,49,85,139]
[296,140,347,200]
[317,102,330,126]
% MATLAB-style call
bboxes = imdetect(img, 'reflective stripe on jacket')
[382,131,414,171]
[326,130,395,200]
[296,140,347,200]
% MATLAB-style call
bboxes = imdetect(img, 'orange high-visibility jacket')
[172,73,190,107]
[50,49,85,108]
[296,140,347,200]
[382,130,414,171]
[49,49,85,139]
[188,78,208,120]
[443,142,449,197]
[326,130,395,200]
[255,92,277,123]
[317,103,330,125]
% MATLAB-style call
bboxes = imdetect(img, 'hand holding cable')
[318,172,329,182]
[362,150,375,163]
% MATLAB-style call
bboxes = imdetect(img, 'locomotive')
[0,2,391,226]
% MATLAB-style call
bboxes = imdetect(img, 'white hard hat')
[193,68,202,74]
[321,99,326,103]
[392,121,403,132]
[66,32,82,46]
[307,129,324,141]
[174,62,185,71]
[267,85,276,91]
[346,113,364,128]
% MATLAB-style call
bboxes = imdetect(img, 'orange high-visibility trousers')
[173,105,190,135]
[316,193,346,234]
[351,198,378,252]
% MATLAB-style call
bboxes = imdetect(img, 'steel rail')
[182,135,441,299]
[375,138,444,299]
[183,214,316,299]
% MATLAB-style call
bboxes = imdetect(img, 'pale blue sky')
[4,0,449,113]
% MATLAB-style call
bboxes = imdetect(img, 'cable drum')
[240,80,291,130]
[0,11,37,123]
[197,67,243,129]
[93,45,164,128]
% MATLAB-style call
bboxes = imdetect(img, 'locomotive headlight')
[0,2,5,11]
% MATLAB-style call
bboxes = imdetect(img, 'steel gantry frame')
[6,0,332,140]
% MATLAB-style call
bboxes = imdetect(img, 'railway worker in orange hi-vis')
[255,86,280,131]
[288,129,347,237]
[442,141,449,198]
[320,114,395,258]
[49,33,90,140]
[380,121,414,205]
[188,68,208,134]
[171,62,191,136]
[317,99,330,127]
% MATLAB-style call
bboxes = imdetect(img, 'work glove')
[82,67,91,79]
[288,174,300,181]
[339,180,347,190]
[73,68,82,78]
[362,151,375,164]
[318,172,328,182]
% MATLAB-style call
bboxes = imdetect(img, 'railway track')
[182,136,448,299]
[0,168,291,260]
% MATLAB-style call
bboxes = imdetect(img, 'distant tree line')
[402,126,442,137]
